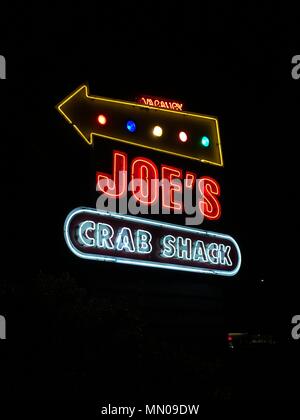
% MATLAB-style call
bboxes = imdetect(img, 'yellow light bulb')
[153,125,163,137]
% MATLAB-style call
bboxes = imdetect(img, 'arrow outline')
[57,84,224,167]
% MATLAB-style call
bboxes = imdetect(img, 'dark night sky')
[1,2,300,401]
[1,4,299,303]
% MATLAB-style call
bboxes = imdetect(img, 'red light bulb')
[179,131,188,142]
[98,114,107,125]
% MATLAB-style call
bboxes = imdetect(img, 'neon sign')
[65,208,241,276]
[137,95,184,111]
[56,85,223,166]
[58,85,241,277]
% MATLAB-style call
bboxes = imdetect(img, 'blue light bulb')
[126,120,136,133]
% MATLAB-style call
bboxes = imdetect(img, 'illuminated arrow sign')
[57,85,224,166]
[64,208,241,276]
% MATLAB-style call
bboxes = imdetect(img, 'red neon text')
[96,151,127,198]
[198,177,221,220]
[96,150,221,221]
[131,157,159,205]
[137,96,183,111]
[161,165,183,211]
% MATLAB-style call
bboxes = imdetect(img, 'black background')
[1,3,300,405]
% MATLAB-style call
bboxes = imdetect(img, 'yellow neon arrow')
[56,84,224,167]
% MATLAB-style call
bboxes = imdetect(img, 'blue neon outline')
[207,242,219,265]
[116,227,136,253]
[64,207,242,276]
[161,235,176,258]
[136,229,152,254]
[96,223,114,250]
[192,240,208,263]
[78,220,96,247]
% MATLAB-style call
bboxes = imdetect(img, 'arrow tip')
[56,85,93,145]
